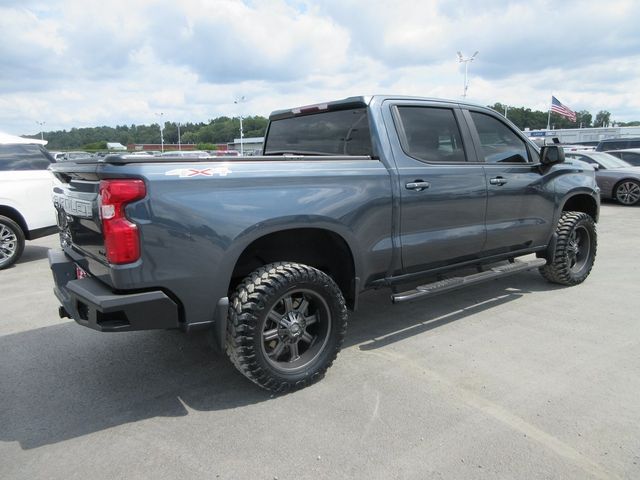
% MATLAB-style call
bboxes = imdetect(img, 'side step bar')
[391,258,547,304]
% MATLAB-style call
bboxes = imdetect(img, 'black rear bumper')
[48,249,180,332]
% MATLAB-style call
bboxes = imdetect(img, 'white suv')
[0,133,58,269]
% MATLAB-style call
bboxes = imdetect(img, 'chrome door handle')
[405,181,431,191]
[489,177,508,186]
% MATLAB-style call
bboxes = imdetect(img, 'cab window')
[395,106,467,163]
[470,112,529,163]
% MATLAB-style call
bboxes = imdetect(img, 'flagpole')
[546,95,552,130]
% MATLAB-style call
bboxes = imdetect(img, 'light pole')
[457,51,479,99]
[177,122,181,151]
[234,96,246,156]
[36,121,46,141]
[155,112,164,152]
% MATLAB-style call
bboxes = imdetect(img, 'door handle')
[405,181,431,191]
[489,177,508,186]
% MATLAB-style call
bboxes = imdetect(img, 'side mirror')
[540,145,565,165]
[592,163,600,170]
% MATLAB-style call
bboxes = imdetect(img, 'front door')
[464,110,556,255]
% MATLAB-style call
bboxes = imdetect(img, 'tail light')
[99,179,146,264]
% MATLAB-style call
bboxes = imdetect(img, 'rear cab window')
[264,108,373,156]
[0,144,53,171]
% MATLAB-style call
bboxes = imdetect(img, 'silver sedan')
[565,151,640,206]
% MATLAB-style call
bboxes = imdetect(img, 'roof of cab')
[268,95,488,121]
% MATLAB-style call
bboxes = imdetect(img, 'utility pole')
[457,51,479,99]
[234,96,246,155]
[36,121,46,141]
[156,112,164,152]
[177,122,181,151]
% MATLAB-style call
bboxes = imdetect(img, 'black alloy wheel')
[226,262,348,392]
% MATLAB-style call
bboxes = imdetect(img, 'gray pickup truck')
[49,95,599,392]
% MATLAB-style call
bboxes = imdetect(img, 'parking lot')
[1,202,639,479]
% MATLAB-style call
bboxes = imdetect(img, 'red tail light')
[99,179,146,264]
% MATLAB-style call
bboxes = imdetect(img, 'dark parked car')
[595,137,640,152]
[605,148,640,166]
[565,151,640,205]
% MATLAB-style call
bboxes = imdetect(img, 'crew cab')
[48,96,600,391]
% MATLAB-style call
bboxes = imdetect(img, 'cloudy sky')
[2,0,639,136]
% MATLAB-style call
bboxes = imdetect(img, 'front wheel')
[0,215,25,270]
[614,180,640,206]
[226,262,348,392]
[539,211,597,285]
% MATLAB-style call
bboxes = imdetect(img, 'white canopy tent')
[0,131,47,145]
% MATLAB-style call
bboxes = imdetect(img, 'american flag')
[551,96,576,122]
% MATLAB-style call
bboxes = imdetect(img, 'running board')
[391,258,547,304]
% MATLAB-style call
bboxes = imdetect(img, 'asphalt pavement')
[1,202,639,479]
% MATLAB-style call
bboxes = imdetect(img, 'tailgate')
[51,161,109,273]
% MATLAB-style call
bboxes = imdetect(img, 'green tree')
[488,103,548,130]
[594,110,611,127]
[575,110,592,128]
[82,141,107,151]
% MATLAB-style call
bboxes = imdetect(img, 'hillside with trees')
[486,104,627,130]
[28,116,269,150]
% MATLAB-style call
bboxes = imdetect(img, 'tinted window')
[264,108,372,156]
[621,152,640,163]
[470,112,529,163]
[395,106,466,162]
[0,144,52,171]
[604,141,626,150]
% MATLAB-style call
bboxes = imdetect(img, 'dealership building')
[524,126,640,144]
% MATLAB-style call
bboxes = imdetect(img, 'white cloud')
[1,0,640,135]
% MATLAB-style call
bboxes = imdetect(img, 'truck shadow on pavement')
[15,245,51,265]
[349,270,563,351]
[0,270,563,449]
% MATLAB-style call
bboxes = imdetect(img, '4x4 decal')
[164,166,231,177]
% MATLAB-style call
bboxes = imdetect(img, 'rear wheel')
[540,211,597,285]
[0,215,25,270]
[614,180,640,206]
[226,262,348,392]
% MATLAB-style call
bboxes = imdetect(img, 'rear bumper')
[48,249,180,332]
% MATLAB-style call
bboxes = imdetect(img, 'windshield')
[589,152,632,169]
[567,152,632,169]
[264,108,373,156]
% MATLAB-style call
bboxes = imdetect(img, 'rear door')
[384,101,487,274]
[464,109,556,255]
